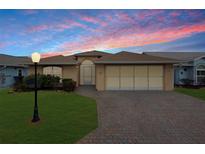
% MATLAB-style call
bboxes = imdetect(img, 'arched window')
[196,64,205,85]
[43,66,62,78]
[80,60,95,85]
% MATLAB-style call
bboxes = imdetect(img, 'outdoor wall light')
[31,52,41,123]
[31,52,41,63]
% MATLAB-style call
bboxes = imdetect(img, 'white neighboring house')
[0,54,29,88]
[144,52,205,85]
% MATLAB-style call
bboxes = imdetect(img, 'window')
[18,69,22,77]
[43,66,62,78]
[196,65,205,85]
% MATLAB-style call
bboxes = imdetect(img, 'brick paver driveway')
[76,86,205,144]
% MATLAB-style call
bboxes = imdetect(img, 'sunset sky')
[0,9,205,57]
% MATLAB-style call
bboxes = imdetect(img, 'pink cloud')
[137,10,164,20]
[170,11,181,17]
[40,50,74,58]
[26,20,89,33]
[80,15,107,27]
[116,12,134,23]
[0,41,16,48]
[28,24,49,33]
[57,22,205,55]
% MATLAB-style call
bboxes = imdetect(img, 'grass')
[175,87,205,101]
[0,89,98,143]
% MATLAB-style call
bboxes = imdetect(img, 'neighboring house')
[0,54,29,88]
[144,52,205,85]
[27,51,178,91]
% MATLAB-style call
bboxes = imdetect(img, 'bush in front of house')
[62,79,76,92]
[13,74,61,91]
[180,78,194,85]
[39,74,60,89]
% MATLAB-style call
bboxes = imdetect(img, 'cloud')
[57,22,205,55]
[1,10,205,57]
[80,15,107,27]
[26,19,89,33]
[27,24,49,33]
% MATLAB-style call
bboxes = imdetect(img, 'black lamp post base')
[31,117,40,123]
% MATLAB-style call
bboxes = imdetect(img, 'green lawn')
[175,87,205,101]
[0,89,98,143]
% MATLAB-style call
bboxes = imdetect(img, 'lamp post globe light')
[31,52,41,123]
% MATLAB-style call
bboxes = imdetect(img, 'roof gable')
[74,50,112,57]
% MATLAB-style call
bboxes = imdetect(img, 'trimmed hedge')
[62,79,76,92]
[13,74,60,91]
[13,75,76,92]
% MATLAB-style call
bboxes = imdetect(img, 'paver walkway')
[76,86,205,143]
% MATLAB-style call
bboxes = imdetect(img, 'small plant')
[62,79,76,92]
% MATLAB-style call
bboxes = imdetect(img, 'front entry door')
[80,60,95,85]
[83,66,92,84]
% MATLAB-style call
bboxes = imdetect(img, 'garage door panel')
[121,77,134,90]
[120,66,134,90]
[106,66,120,90]
[149,66,163,77]
[148,65,163,90]
[135,65,148,77]
[106,66,120,77]
[106,77,120,90]
[149,77,163,90]
[135,77,148,90]
[121,66,134,77]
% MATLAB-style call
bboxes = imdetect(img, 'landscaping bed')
[0,89,98,143]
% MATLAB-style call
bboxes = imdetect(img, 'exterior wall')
[28,66,43,75]
[62,65,79,86]
[174,66,194,85]
[163,64,174,91]
[0,66,28,88]
[95,64,105,91]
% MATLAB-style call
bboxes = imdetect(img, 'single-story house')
[0,54,28,88]
[144,52,205,85]
[27,51,179,91]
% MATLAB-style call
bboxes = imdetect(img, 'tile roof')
[0,54,30,67]
[32,55,78,65]
[144,52,205,61]
[95,51,181,64]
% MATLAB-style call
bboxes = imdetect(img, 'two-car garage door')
[105,65,163,90]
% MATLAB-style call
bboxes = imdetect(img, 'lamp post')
[31,52,41,123]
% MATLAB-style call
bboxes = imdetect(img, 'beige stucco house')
[28,51,179,91]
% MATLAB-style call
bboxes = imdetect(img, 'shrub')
[13,76,27,92]
[39,74,60,89]
[62,79,76,92]
[180,78,194,85]
[13,82,27,92]
[15,74,61,91]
